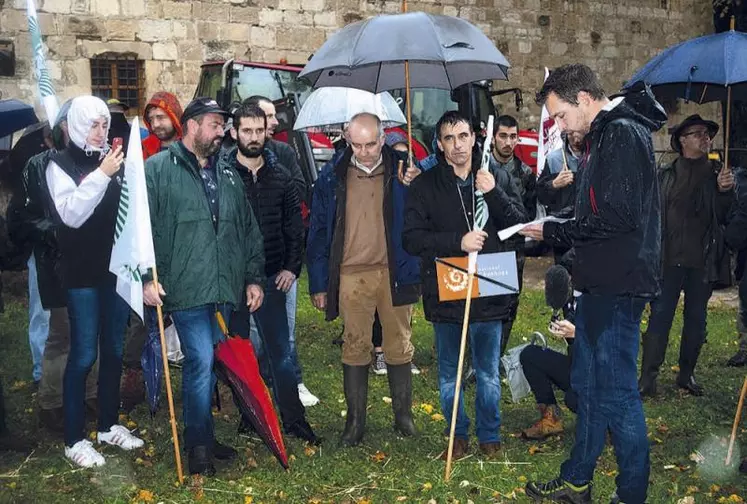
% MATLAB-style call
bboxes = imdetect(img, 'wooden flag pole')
[444,271,476,481]
[725,85,732,171]
[726,375,747,466]
[152,267,184,483]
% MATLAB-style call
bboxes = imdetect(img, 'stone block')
[70,0,89,14]
[136,20,172,42]
[46,35,78,58]
[193,2,230,22]
[203,40,234,60]
[41,0,72,14]
[283,10,313,26]
[162,1,193,18]
[1,9,26,34]
[277,0,300,10]
[303,0,325,11]
[172,21,188,39]
[549,41,567,55]
[314,11,337,27]
[259,8,284,26]
[250,26,276,48]
[38,13,58,34]
[105,19,136,40]
[275,26,325,51]
[91,0,119,16]
[79,40,152,60]
[66,16,101,36]
[153,42,178,60]
[220,23,250,42]
[121,0,145,16]
[518,40,532,54]
[177,40,203,61]
[197,21,220,40]
[230,6,259,24]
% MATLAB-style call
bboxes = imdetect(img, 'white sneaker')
[410,362,421,375]
[298,383,320,407]
[97,424,144,450]
[65,440,105,468]
[372,351,388,375]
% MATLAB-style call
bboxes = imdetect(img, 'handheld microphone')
[545,264,572,323]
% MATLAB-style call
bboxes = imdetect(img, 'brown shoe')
[479,441,501,458]
[120,368,145,412]
[439,438,469,461]
[521,404,564,440]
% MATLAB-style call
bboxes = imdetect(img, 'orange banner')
[436,257,480,301]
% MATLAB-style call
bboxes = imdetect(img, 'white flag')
[109,117,156,320]
[27,0,59,123]
[537,67,563,176]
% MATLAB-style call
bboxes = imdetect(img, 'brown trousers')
[37,308,98,410]
[339,268,414,366]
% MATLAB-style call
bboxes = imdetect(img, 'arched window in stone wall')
[89,52,145,117]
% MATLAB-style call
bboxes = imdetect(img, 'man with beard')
[227,103,319,444]
[143,97,266,476]
[142,92,183,160]
[242,95,318,406]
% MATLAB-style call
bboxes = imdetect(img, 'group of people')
[1,61,746,504]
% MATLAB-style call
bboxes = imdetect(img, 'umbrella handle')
[216,311,229,337]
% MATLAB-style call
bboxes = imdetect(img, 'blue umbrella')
[0,99,39,138]
[140,311,163,416]
[624,20,747,166]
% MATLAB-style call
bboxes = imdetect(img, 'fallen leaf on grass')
[420,403,434,414]
[717,496,745,503]
[244,497,253,504]
[528,445,541,455]
[676,497,695,504]
[10,380,28,391]
[132,489,154,503]
[304,445,317,457]
[396,497,407,502]
[371,450,387,463]
[459,480,470,488]
[686,486,699,494]
[431,413,445,422]
[657,424,669,434]
[382,396,392,404]
[422,482,433,491]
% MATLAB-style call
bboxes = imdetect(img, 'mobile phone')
[112,137,123,151]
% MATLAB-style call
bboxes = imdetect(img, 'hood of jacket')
[590,84,667,139]
[144,91,183,139]
[67,96,111,153]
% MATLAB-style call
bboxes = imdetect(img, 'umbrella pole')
[726,374,747,465]
[152,267,184,484]
[444,271,476,481]
[725,85,732,171]
[399,0,414,184]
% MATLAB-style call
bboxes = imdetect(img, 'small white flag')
[537,67,563,176]
[109,117,156,320]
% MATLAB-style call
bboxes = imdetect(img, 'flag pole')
[726,375,747,465]
[397,0,414,184]
[152,267,184,483]
[444,267,476,481]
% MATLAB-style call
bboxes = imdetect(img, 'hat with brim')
[106,98,129,112]
[181,97,228,125]
[671,114,719,153]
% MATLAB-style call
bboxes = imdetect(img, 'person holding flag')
[45,95,144,468]
[142,97,266,477]
[403,110,525,460]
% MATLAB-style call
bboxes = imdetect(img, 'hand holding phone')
[112,137,123,152]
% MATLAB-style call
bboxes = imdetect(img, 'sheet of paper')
[498,216,572,241]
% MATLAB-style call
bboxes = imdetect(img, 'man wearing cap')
[143,97,266,476]
[142,92,183,160]
[638,114,734,398]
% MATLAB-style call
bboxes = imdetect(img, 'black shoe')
[676,374,704,396]
[727,349,747,367]
[387,363,417,437]
[341,364,369,447]
[526,477,592,503]
[287,419,322,446]
[739,457,747,474]
[188,445,216,476]
[213,440,237,461]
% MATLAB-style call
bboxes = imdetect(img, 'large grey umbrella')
[298,12,510,92]
[293,87,406,132]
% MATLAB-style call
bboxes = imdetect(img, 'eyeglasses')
[681,129,711,140]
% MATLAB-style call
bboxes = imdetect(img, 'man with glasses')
[638,114,735,398]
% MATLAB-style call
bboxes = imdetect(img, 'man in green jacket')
[143,97,266,477]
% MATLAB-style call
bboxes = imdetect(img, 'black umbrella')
[0,99,38,138]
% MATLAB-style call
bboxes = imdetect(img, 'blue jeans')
[63,286,130,446]
[433,321,502,444]
[560,294,649,504]
[170,303,232,450]
[243,276,305,429]
[28,255,50,382]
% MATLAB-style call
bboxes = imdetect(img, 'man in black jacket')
[228,103,319,445]
[520,65,666,504]
[727,168,747,367]
[403,111,525,460]
[638,115,734,397]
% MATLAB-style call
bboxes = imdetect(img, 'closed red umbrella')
[215,313,289,470]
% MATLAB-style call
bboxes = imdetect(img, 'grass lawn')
[0,273,746,503]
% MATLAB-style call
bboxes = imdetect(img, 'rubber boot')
[521,404,563,440]
[340,364,368,447]
[387,363,417,436]
[638,332,667,397]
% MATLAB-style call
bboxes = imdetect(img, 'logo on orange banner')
[436,256,480,301]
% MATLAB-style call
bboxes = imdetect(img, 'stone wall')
[0,0,716,149]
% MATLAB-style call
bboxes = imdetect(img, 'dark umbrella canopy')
[299,12,510,92]
[141,324,164,417]
[625,29,747,103]
[0,99,39,138]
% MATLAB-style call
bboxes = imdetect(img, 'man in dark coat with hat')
[638,114,734,398]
